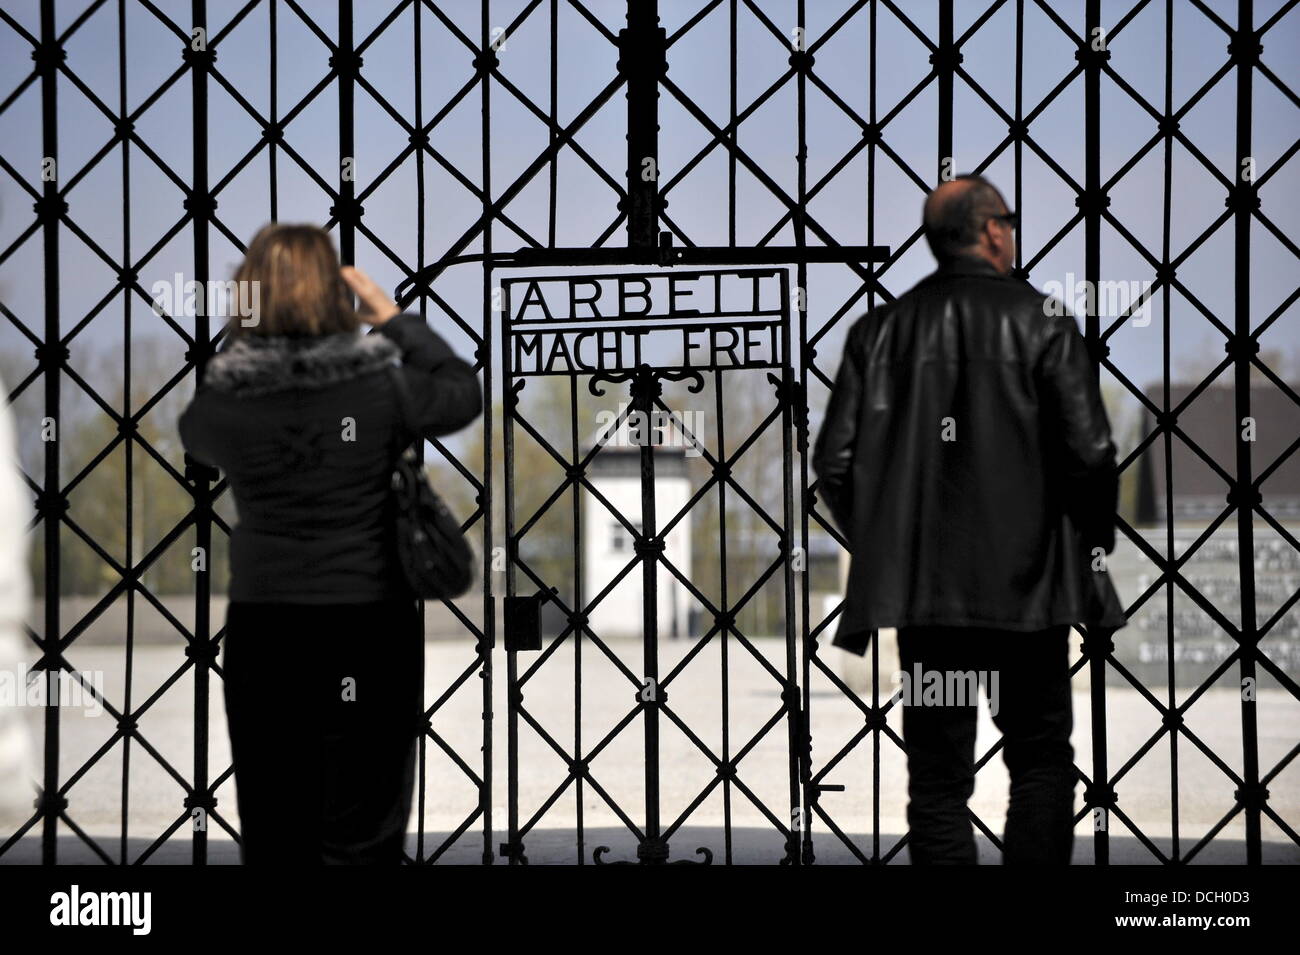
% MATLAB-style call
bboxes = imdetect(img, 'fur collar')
[203,331,399,396]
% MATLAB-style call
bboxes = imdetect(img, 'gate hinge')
[769,372,809,450]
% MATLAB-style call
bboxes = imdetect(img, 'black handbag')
[385,365,475,599]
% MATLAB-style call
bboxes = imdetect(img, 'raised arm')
[342,265,483,442]
[377,313,483,441]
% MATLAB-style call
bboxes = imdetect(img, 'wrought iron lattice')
[498,268,805,864]
[0,0,1295,865]
[792,0,1300,866]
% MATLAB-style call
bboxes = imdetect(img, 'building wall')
[582,472,693,640]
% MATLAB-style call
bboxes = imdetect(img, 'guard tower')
[581,411,693,641]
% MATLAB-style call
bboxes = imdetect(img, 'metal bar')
[495,246,890,268]
[1232,0,1262,865]
[868,0,880,865]
[117,0,135,866]
[1084,0,1110,867]
[1161,0,1181,864]
[622,0,662,249]
[1013,0,1024,276]
[337,0,356,266]
[479,0,496,869]
[269,0,278,220]
[38,0,60,867]
[635,367,662,862]
[778,266,801,865]
[1084,0,1102,353]
[569,372,584,866]
[717,366,733,864]
[411,0,427,866]
[1164,0,1185,862]
[938,0,954,180]
[549,0,559,249]
[503,278,521,864]
[728,0,737,248]
[188,0,212,868]
[790,0,808,867]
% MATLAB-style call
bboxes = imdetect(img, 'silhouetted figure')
[813,176,1125,864]
[179,224,480,864]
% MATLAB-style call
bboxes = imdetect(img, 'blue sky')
[0,0,1296,438]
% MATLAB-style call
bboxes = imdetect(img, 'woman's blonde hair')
[229,223,358,337]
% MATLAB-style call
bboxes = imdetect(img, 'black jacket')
[812,256,1126,654]
[178,313,482,603]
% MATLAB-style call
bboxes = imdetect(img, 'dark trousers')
[896,624,1076,865]
[222,598,423,864]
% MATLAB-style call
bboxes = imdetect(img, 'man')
[812,175,1125,864]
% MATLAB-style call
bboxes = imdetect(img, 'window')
[611,520,642,552]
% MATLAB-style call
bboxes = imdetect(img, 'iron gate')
[498,267,806,864]
[0,0,1296,864]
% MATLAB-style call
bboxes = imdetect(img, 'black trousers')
[222,598,423,864]
[896,624,1076,865]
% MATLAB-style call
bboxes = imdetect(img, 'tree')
[11,335,224,598]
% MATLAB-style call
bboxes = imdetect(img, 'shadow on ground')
[4,831,1296,865]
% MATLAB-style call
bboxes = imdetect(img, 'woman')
[179,224,481,864]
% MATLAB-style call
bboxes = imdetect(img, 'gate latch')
[503,589,555,652]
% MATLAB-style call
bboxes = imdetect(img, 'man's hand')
[341,265,400,326]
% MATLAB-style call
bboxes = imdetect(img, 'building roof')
[581,406,698,478]
[1139,383,1300,519]
[587,444,689,478]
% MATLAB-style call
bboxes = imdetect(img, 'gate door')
[500,268,803,864]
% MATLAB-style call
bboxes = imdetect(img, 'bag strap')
[385,364,416,453]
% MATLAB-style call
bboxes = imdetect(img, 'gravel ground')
[2,636,1296,865]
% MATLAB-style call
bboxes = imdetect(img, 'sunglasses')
[990,210,1019,229]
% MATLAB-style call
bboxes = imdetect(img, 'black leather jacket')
[812,255,1126,654]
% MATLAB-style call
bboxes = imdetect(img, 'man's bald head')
[923,175,1011,264]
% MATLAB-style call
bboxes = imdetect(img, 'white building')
[581,413,694,641]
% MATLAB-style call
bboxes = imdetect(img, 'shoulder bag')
[385,364,475,599]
